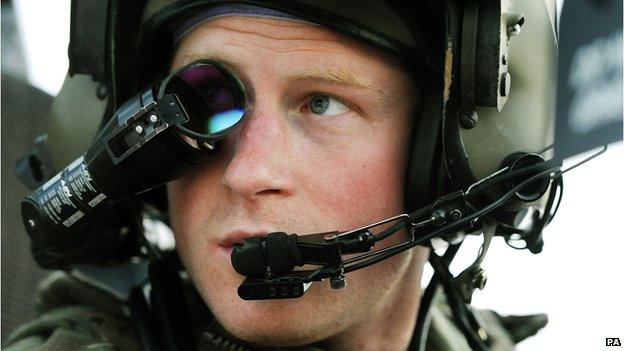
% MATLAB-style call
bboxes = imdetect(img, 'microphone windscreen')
[231,237,267,277]
[265,232,302,274]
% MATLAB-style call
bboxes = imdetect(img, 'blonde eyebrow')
[179,52,388,101]
[178,52,234,68]
[292,68,387,100]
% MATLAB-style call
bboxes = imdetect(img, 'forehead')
[175,16,396,57]
[171,16,410,93]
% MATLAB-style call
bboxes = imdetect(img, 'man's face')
[168,16,421,346]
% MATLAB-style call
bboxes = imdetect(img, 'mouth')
[218,230,271,260]
[221,230,271,247]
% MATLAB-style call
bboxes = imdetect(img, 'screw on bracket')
[448,209,462,222]
[330,274,346,289]
[460,111,479,129]
[507,23,522,37]
[96,84,107,100]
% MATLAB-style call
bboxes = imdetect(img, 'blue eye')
[308,95,349,116]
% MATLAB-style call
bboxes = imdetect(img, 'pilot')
[4,1,556,350]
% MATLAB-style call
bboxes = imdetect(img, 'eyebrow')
[180,52,388,101]
[179,52,235,69]
[292,67,388,101]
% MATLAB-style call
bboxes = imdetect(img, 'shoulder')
[2,271,141,351]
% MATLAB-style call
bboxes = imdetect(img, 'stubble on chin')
[191,244,420,348]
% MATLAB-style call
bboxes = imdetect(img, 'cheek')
[168,177,203,235]
[167,150,230,226]
[300,134,408,226]
[167,179,197,261]
[168,179,193,228]
[166,164,222,252]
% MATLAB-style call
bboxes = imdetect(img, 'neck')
[320,247,430,351]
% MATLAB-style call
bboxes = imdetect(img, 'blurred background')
[1,0,622,350]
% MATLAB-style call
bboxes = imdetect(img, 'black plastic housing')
[21,88,207,267]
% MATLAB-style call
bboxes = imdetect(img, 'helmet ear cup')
[441,0,556,190]
[407,1,557,241]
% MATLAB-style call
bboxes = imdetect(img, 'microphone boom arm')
[233,147,608,301]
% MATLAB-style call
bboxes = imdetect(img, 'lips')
[217,230,270,264]
[220,230,270,249]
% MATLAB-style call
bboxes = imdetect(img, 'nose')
[221,104,294,200]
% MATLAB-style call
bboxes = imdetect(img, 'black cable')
[467,159,559,197]
[494,221,528,236]
[345,167,560,272]
[502,175,564,251]
[344,239,414,272]
[414,166,558,240]
[372,218,409,242]
[549,177,564,224]
[345,146,605,273]
[544,178,561,224]
[430,248,489,351]
[489,175,562,249]
[410,244,461,351]
[523,177,560,253]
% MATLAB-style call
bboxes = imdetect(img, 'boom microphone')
[231,232,303,277]
[231,230,377,278]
